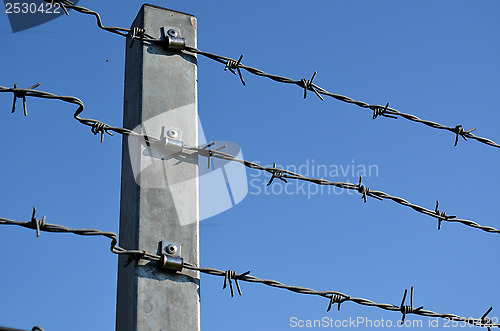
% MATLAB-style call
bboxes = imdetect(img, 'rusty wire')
[0,209,497,329]
[46,0,500,151]
[2,84,499,237]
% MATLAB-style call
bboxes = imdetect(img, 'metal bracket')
[160,240,184,272]
[161,26,186,50]
[143,125,184,159]
[160,125,184,153]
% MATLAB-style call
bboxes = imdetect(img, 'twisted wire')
[184,263,498,328]
[183,46,500,150]
[0,327,44,331]
[185,145,500,237]
[0,85,158,144]
[0,210,497,329]
[0,208,160,263]
[45,0,500,151]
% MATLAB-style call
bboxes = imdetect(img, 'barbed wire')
[45,0,500,151]
[0,84,156,144]
[0,207,160,264]
[0,209,497,329]
[2,84,499,238]
[2,2,496,329]
[0,326,44,331]
[189,146,500,237]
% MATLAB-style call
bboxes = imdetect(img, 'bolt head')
[167,29,178,37]
[165,244,178,255]
[167,129,178,139]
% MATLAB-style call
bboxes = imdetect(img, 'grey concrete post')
[116,5,199,331]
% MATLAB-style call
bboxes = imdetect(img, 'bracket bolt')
[165,244,178,255]
[167,129,178,139]
[167,29,178,37]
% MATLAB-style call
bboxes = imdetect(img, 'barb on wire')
[1,211,497,329]
[224,55,246,86]
[435,201,456,230]
[129,27,146,48]
[30,207,45,238]
[453,125,477,146]
[357,176,382,203]
[299,71,324,100]
[267,162,288,186]
[479,307,494,331]
[372,103,397,120]
[327,293,349,312]
[223,270,251,297]
[399,287,424,323]
[11,83,41,116]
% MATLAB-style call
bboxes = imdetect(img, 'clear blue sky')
[1,1,499,330]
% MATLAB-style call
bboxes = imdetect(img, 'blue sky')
[1,1,499,330]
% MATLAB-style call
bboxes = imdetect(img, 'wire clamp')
[160,240,184,272]
[161,27,186,50]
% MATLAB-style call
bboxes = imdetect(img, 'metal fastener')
[167,129,178,139]
[167,29,178,37]
[165,244,178,255]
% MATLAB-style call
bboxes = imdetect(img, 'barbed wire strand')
[0,85,156,144]
[44,0,500,151]
[0,210,498,329]
[0,327,44,331]
[2,84,499,237]
[188,146,500,236]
